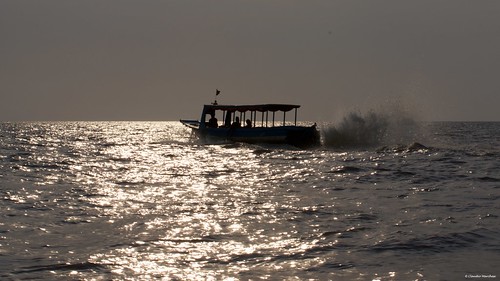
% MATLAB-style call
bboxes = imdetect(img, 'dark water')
[0,121,499,280]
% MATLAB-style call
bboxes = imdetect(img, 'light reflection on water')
[0,122,499,280]
[51,122,336,279]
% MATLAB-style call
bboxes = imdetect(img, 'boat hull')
[194,126,320,148]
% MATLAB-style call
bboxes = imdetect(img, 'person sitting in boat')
[245,119,252,128]
[231,117,241,128]
[207,113,218,128]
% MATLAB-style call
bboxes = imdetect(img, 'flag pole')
[213,89,220,105]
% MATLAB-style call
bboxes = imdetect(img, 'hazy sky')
[1,1,499,121]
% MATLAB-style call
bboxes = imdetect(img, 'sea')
[0,119,499,280]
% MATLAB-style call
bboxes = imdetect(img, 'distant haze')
[1,1,499,121]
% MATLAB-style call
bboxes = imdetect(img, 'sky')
[1,0,499,121]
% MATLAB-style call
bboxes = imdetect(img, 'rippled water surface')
[1,121,499,280]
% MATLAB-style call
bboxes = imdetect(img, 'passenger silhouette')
[245,119,252,128]
[208,113,218,128]
[231,117,241,128]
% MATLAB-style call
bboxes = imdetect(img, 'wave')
[322,106,422,149]
[14,261,108,274]
[367,228,497,254]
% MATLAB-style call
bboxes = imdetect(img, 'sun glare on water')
[69,122,305,279]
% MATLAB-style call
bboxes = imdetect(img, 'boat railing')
[201,104,303,129]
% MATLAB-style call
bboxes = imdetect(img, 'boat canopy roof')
[203,104,300,113]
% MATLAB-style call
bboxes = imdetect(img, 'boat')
[180,103,320,148]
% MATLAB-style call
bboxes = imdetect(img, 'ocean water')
[0,121,499,280]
